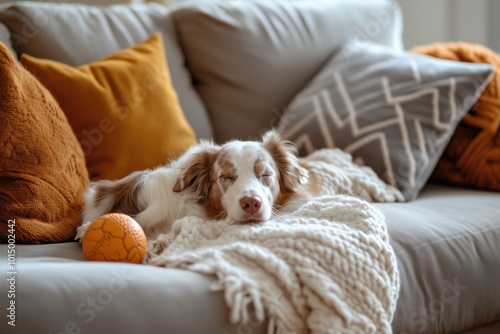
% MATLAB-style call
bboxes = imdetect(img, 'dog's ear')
[261,129,308,194]
[84,170,148,221]
[173,141,220,198]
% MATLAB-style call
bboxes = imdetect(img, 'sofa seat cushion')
[173,0,403,143]
[383,184,500,333]
[0,242,267,334]
[1,185,498,333]
[0,2,213,139]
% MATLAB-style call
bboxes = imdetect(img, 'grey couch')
[0,1,499,333]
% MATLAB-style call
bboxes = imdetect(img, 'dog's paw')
[75,221,92,242]
[142,239,167,263]
[148,239,166,255]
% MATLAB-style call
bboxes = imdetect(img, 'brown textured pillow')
[0,42,89,243]
[412,42,500,191]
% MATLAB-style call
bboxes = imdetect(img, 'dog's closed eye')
[219,175,236,181]
[169,130,312,224]
[259,173,273,185]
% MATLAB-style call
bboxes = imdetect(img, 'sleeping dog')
[75,130,318,240]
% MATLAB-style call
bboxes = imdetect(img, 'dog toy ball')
[82,213,147,263]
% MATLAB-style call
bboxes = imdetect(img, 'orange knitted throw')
[0,42,89,243]
[412,43,500,190]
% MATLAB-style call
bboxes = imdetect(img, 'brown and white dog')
[75,130,317,240]
[173,129,316,223]
[75,143,211,241]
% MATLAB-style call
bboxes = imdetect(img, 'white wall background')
[398,0,498,51]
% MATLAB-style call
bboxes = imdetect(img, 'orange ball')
[82,213,147,263]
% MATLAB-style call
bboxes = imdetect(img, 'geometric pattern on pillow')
[279,41,494,200]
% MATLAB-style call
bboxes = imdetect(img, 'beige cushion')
[0,2,213,139]
[0,243,267,334]
[0,3,11,54]
[384,185,500,333]
[173,0,403,143]
[0,23,14,56]
[1,185,499,333]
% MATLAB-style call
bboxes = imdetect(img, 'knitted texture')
[301,148,404,203]
[412,42,500,190]
[147,149,400,333]
[0,42,89,243]
[147,197,399,333]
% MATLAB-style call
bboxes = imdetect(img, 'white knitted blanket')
[146,149,401,333]
[299,148,404,203]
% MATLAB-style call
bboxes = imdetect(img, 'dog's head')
[173,130,308,223]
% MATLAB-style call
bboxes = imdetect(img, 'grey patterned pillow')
[278,41,493,200]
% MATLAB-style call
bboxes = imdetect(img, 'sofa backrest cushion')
[0,41,89,243]
[173,0,403,143]
[0,22,14,56]
[21,33,197,181]
[0,2,213,139]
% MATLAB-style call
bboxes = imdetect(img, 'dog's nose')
[240,196,262,214]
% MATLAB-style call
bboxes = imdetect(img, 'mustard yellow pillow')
[21,33,196,181]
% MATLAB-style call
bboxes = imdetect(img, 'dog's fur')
[75,143,212,241]
[75,130,318,241]
[173,130,316,222]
